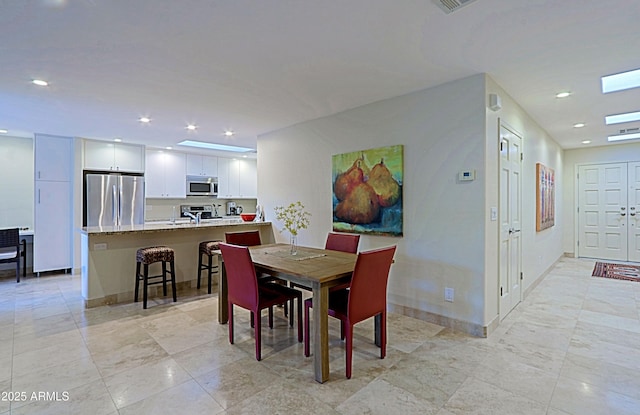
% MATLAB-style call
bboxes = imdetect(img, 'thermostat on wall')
[458,170,476,181]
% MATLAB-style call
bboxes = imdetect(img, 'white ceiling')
[1,0,639,153]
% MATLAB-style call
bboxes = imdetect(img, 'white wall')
[259,74,489,331]
[258,73,566,335]
[563,142,640,255]
[0,136,33,228]
[485,76,565,323]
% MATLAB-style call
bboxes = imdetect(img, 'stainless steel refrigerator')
[83,172,145,227]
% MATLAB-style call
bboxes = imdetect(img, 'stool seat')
[198,240,222,294]
[199,240,221,255]
[135,246,177,309]
[137,246,175,264]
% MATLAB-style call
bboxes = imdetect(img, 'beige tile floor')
[1,257,640,414]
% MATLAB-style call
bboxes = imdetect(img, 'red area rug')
[592,262,640,282]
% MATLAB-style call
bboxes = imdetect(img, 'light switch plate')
[490,207,498,221]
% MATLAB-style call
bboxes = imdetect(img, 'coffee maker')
[226,201,237,216]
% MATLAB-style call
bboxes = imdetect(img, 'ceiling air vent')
[432,0,479,14]
[619,127,640,134]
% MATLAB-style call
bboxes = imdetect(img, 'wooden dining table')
[216,243,358,383]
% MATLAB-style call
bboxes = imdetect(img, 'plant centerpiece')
[274,201,311,255]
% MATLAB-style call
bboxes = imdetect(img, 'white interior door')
[499,124,522,319]
[578,163,628,261]
[629,162,640,262]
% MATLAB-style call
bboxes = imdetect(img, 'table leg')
[217,253,228,324]
[312,282,330,383]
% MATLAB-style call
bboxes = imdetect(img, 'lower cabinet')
[34,181,72,273]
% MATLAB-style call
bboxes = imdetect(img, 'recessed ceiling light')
[139,117,151,123]
[0,129,7,134]
[186,124,197,131]
[224,130,235,137]
[555,91,571,98]
[166,146,172,150]
[177,140,253,152]
[32,79,48,87]
[601,68,640,93]
[114,138,122,142]
[608,132,640,142]
[573,123,586,128]
[605,111,640,125]
[581,140,591,144]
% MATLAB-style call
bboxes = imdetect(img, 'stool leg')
[197,251,203,289]
[161,261,168,296]
[170,260,177,302]
[134,262,141,302]
[143,263,149,309]
[207,254,213,294]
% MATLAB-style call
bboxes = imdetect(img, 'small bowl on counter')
[240,213,256,222]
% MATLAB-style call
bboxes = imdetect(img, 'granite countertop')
[80,220,271,235]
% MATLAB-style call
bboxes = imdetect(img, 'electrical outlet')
[94,243,107,250]
[444,287,454,302]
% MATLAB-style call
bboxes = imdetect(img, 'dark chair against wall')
[219,243,303,361]
[0,228,21,282]
[304,245,396,379]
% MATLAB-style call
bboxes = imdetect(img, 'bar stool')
[198,240,222,294]
[135,246,177,309]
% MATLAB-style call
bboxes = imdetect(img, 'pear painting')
[332,145,403,236]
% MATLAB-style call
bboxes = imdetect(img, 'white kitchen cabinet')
[217,157,256,199]
[145,150,186,198]
[33,134,73,274]
[34,181,72,273]
[84,140,145,173]
[186,154,218,177]
[238,159,257,198]
[34,134,73,182]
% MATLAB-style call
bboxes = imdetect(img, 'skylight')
[177,140,253,152]
[605,111,640,125]
[607,132,640,142]
[601,68,640,93]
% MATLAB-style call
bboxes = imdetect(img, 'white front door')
[499,124,522,319]
[578,163,628,261]
[629,162,640,262]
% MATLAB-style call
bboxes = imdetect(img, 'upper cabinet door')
[34,134,73,182]
[145,150,186,198]
[114,143,144,172]
[186,154,218,176]
[84,140,144,172]
[238,159,257,198]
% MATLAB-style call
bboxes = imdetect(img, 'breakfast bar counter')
[80,220,273,308]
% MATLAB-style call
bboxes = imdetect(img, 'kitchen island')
[80,220,273,308]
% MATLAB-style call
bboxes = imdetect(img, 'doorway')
[499,123,523,319]
[578,162,640,262]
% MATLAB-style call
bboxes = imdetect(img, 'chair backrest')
[348,246,396,323]
[225,230,262,247]
[325,232,360,254]
[219,243,259,310]
[0,228,19,250]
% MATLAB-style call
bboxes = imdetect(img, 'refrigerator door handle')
[119,184,124,226]
[112,184,118,226]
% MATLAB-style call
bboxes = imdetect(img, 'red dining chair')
[325,232,360,254]
[304,245,396,379]
[290,232,360,318]
[225,230,262,247]
[219,243,303,361]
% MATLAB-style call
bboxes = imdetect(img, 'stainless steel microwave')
[186,175,218,196]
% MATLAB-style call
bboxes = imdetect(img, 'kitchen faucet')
[184,211,201,224]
